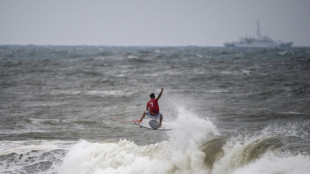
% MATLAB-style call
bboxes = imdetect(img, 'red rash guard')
[147,98,159,114]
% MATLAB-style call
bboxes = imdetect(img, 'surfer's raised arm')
[156,88,164,100]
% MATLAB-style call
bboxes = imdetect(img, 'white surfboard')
[134,119,172,131]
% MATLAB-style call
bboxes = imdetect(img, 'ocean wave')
[59,108,310,174]
[85,90,136,97]
[59,106,219,174]
[28,118,99,126]
[0,140,72,174]
[2,46,310,174]
[261,120,310,140]
[230,153,310,174]
[50,89,135,97]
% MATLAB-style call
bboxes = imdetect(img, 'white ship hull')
[224,21,293,48]
[224,42,293,48]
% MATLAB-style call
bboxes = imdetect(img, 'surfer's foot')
[159,124,162,128]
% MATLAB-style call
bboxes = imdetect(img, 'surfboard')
[134,119,172,131]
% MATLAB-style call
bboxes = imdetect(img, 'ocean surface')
[0,45,309,174]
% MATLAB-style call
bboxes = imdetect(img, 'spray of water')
[60,96,310,174]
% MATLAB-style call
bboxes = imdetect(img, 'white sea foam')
[59,96,310,174]
[60,120,310,174]
[60,99,310,174]
[168,107,219,150]
[211,138,310,174]
[211,121,310,174]
[60,105,218,174]
[86,90,135,97]
[127,55,140,59]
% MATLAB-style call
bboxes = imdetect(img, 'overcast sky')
[0,0,309,46]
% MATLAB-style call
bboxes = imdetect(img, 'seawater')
[0,46,309,174]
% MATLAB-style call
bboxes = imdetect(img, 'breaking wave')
[59,106,310,174]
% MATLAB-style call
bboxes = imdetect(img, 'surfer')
[137,88,164,128]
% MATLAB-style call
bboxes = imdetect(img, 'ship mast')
[256,20,262,39]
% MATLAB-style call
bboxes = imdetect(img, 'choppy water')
[0,45,310,174]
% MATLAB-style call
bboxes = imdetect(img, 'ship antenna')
[256,20,262,39]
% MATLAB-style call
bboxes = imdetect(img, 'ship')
[224,21,293,48]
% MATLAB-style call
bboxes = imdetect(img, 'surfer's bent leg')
[159,114,163,128]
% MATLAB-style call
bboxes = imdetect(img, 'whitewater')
[0,46,309,174]
[59,106,310,174]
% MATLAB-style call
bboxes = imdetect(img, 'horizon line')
[0,44,308,48]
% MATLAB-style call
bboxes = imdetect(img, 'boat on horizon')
[224,21,293,48]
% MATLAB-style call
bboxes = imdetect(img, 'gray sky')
[0,0,309,46]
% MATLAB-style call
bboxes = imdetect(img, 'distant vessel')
[224,21,293,48]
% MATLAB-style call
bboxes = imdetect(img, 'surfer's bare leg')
[138,111,146,123]
[159,114,163,128]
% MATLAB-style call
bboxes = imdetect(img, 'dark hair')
[149,93,155,98]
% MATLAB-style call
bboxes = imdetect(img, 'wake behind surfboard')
[134,119,172,131]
